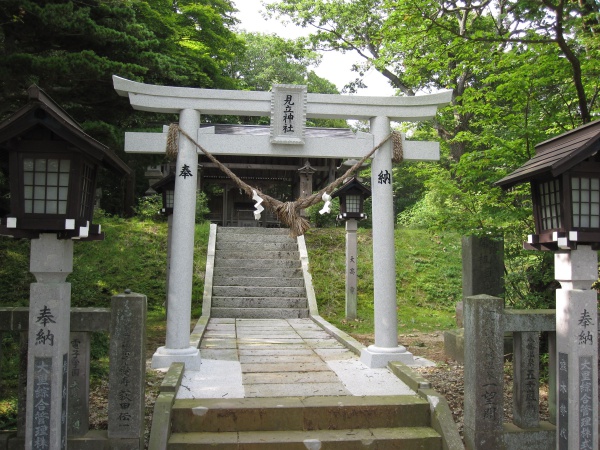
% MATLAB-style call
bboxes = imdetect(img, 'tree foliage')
[0,0,243,122]
[225,32,346,127]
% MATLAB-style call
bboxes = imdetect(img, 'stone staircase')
[211,227,309,319]
[167,396,442,449]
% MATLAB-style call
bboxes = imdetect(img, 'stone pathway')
[177,318,415,399]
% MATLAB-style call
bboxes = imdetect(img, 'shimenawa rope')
[167,124,403,237]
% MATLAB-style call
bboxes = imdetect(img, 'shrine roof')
[496,119,600,188]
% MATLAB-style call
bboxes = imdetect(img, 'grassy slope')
[0,220,459,332]
[0,217,210,311]
[304,227,461,335]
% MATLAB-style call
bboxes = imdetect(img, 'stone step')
[218,227,290,235]
[211,297,308,309]
[214,258,301,269]
[215,241,299,252]
[215,250,300,260]
[217,233,295,243]
[212,286,306,298]
[168,427,441,449]
[213,276,305,287]
[170,396,432,433]
[210,307,309,319]
[213,267,303,278]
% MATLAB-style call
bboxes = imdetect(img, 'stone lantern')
[331,176,371,221]
[497,120,600,250]
[0,85,131,240]
[330,177,371,320]
[0,85,130,449]
[497,119,599,450]
[152,173,175,216]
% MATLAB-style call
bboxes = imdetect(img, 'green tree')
[0,0,243,122]
[225,32,346,127]
[0,0,244,211]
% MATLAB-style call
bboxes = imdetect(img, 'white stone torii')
[113,75,452,369]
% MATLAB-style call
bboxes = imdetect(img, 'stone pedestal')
[555,246,598,450]
[25,234,73,450]
[462,235,504,299]
[345,219,358,320]
[360,116,413,368]
[152,108,201,370]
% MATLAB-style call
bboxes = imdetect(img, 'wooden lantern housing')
[331,176,371,220]
[151,173,175,216]
[497,120,600,250]
[0,85,131,239]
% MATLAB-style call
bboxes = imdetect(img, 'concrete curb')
[201,223,217,316]
[148,363,185,450]
[418,388,465,450]
[297,234,319,316]
[387,363,464,450]
[189,315,209,350]
[310,314,365,356]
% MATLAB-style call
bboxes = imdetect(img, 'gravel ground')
[355,331,550,443]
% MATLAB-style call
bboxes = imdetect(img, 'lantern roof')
[0,85,131,176]
[331,176,372,199]
[151,173,175,194]
[496,119,600,189]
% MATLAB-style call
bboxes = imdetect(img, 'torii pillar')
[113,76,452,369]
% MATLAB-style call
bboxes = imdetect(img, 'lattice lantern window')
[6,149,100,238]
[151,173,175,216]
[570,176,600,229]
[537,179,562,232]
[331,177,371,221]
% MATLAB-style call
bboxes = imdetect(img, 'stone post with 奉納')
[25,234,73,450]
[554,246,598,450]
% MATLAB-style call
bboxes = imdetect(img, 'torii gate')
[113,76,452,369]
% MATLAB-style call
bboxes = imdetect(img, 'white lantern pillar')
[25,234,73,450]
[345,218,358,320]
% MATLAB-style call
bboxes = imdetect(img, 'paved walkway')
[176,318,416,399]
